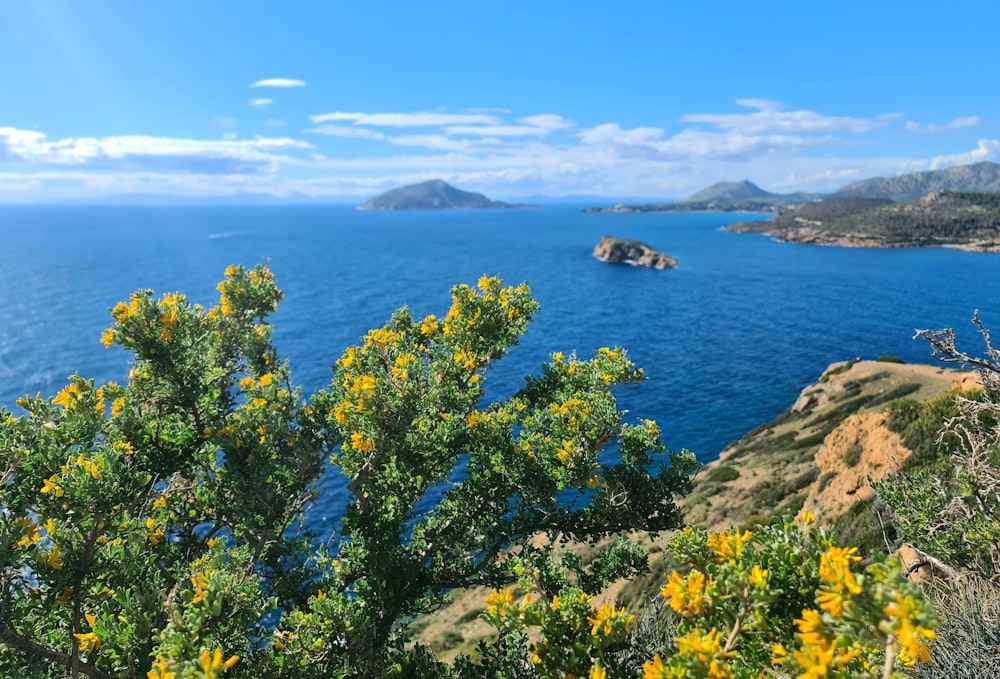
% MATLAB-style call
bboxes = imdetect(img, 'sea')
[1,204,998,530]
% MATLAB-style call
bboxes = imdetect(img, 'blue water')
[1,205,998,528]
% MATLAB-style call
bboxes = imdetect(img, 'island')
[592,236,677,269]
[357,179,535,210]
[725,191,1000,252]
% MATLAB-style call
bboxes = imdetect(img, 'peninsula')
[582,180,818,214]
[357,179,534,210]
[725,191,1000,252]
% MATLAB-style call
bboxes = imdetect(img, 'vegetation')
[0,265,964,678]
[731,192,1000,247]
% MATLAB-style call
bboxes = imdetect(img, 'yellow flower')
[191,571,208,604]
[147,657,175,679]
[597,347,620,360]
[74,632,100,654]
[419,315,439,336]
[199,649,239,679]
[100,327,115,348]
[795,608,826,646]
[675,627,728,664]
[259,373,274,387]
[41,475,64,497]
[146,518,164,545]
[662,570,713,616]
[239,376,255,390]
[484,587,515,618]
[589,664,606,679]
[885,594,935,664]
[556,439,576,463]
[642,654,687,679]
[53,383,84,409]
[588,602,633,636]
[111,397,125,417]
[707,528,752,564]
[57,586,74,604]
[350,431,375,454]
[801,512,817,525]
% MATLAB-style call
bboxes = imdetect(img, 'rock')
[592,236,677,269]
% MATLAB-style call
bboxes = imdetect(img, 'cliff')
[592,236,677,269]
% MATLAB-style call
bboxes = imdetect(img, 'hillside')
[357,179,531,210]
[726,191,1000,251]
[833,161,1000,201]
[582,180,816,214]
[412,358,977,658]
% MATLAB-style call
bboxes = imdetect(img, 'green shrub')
[875,355,905,364]
[703,465,740,484]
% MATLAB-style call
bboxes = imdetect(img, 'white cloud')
[309,111,503,127]
[250,78,307,88]
[517,114,576,130]
[0,127,312,173]
[305,125,387,140]
[250,98,274,109]
[682,100,900,134]
[928,138,1000,168]
[734,98,783,113]
[443,125,550,137]
[906,115,982,134]
[264,119,286,127]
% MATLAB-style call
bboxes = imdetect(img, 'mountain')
[833,161,1000,201]
[685,180,775,203]
[726,192,1000,251]
[357,179,533,210]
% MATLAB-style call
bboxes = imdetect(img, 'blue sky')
[1,0,997,201]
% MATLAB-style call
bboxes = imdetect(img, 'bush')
[703,466,740,484]
[482,517,937,678]
[0,266,698,679]
[875,355,905,364]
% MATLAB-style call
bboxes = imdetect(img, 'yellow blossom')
[662,570,713,616]
[74,632,100,653]
[589,602,633,636]
[749,564,769,589]
[419,315,439,336]
[53,383,84,409]
[111,397,125,417]
[350,431,375,454]
[199,649,239,679]
[485,587,515,618]
[707,528,752,564]
[147,657,175,679]
[41,475,64,497]
[259,373,274,387]
[100,327,115,348]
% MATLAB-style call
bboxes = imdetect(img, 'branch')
[0,626,110,679]
[903,545,959,580]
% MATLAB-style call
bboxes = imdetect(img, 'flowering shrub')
[0,266,695,678]
[482,516,936,679]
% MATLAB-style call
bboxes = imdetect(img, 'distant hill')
[685,180,775,202]
[833,161,1000,201]
[357,179,533,210]
[726,192,1000,251]
[583,180,820,214]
